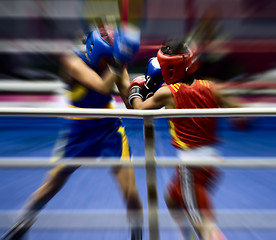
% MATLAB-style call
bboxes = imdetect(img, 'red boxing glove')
[128,76,146,107]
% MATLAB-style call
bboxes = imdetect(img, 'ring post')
[144,116,159,240]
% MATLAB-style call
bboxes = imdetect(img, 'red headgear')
[157,45,199,85]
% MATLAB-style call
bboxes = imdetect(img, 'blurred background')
[0,1,276,240]
[1,0,276,81]
[0,0,276,107]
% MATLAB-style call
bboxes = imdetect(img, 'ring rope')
[0,158,276,168]
[0,107,276,118]
[1,107,275,240]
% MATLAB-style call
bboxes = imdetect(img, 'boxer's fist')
[113,26,141,64]
[128,76,146,107]
[144,57,164,94]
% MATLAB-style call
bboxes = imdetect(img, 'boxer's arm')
[131,85,174,110]
[212,87,240,108]
[115,68,132,109]
[60,53,117,95]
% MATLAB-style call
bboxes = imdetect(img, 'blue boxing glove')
[128,57,164,106]
[83,25,140,75]
[128,58,164,106]
[144,57,164,98]
[112,26,141,66]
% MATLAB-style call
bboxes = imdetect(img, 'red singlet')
[168,80,219,149]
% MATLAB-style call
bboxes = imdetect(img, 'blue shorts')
[51,118,131,174]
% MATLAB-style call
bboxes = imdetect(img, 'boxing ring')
[0,107,276,240]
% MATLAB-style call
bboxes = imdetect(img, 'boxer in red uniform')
[129,40,240,240]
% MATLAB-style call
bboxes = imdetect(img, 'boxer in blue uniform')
[1,25,143,240]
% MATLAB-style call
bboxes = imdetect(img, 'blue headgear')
[85,28,113,70]
[84,26,141,72]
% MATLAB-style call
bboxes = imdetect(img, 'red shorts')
[167,166,221,215]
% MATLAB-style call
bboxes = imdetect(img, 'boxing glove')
[113,26,141,64]
[144,57,164,94]
[128,76,147,107]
